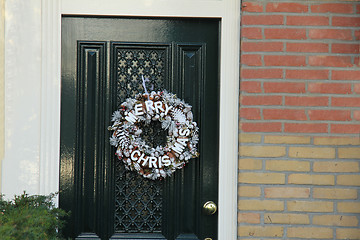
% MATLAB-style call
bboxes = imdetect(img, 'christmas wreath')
[108,90,199,180]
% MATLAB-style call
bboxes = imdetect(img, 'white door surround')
[3,0,240,239]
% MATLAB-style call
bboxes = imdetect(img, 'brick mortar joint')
[239,134,360,144]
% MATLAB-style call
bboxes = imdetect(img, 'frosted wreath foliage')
[108,90,199,180]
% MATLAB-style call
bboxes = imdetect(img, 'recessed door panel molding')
[60,41,109,238]
[76,41,107,238]
[111,42,171,235]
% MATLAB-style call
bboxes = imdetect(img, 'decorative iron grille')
[113,44,169,233]
[116,46,166,105]
[114,161,163,232]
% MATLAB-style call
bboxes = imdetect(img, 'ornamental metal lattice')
[114,161,163,233]
[114,44,168,233]
[139,121,168,149]
[116,46,166,106]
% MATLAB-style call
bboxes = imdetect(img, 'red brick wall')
[238,1,360,239]
[240,1,360,135]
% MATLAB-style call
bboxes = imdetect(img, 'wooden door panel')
[60,17,219,240]
[76,41,109,238]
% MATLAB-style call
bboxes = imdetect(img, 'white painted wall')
[2,0,240,238]
[3,0,42,196]
[0,0,5,191]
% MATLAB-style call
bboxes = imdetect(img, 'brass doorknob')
[203,201,217,215]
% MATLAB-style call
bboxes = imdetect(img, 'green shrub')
[0,192,68,240]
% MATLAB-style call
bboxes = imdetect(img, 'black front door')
[60,17,219,240]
